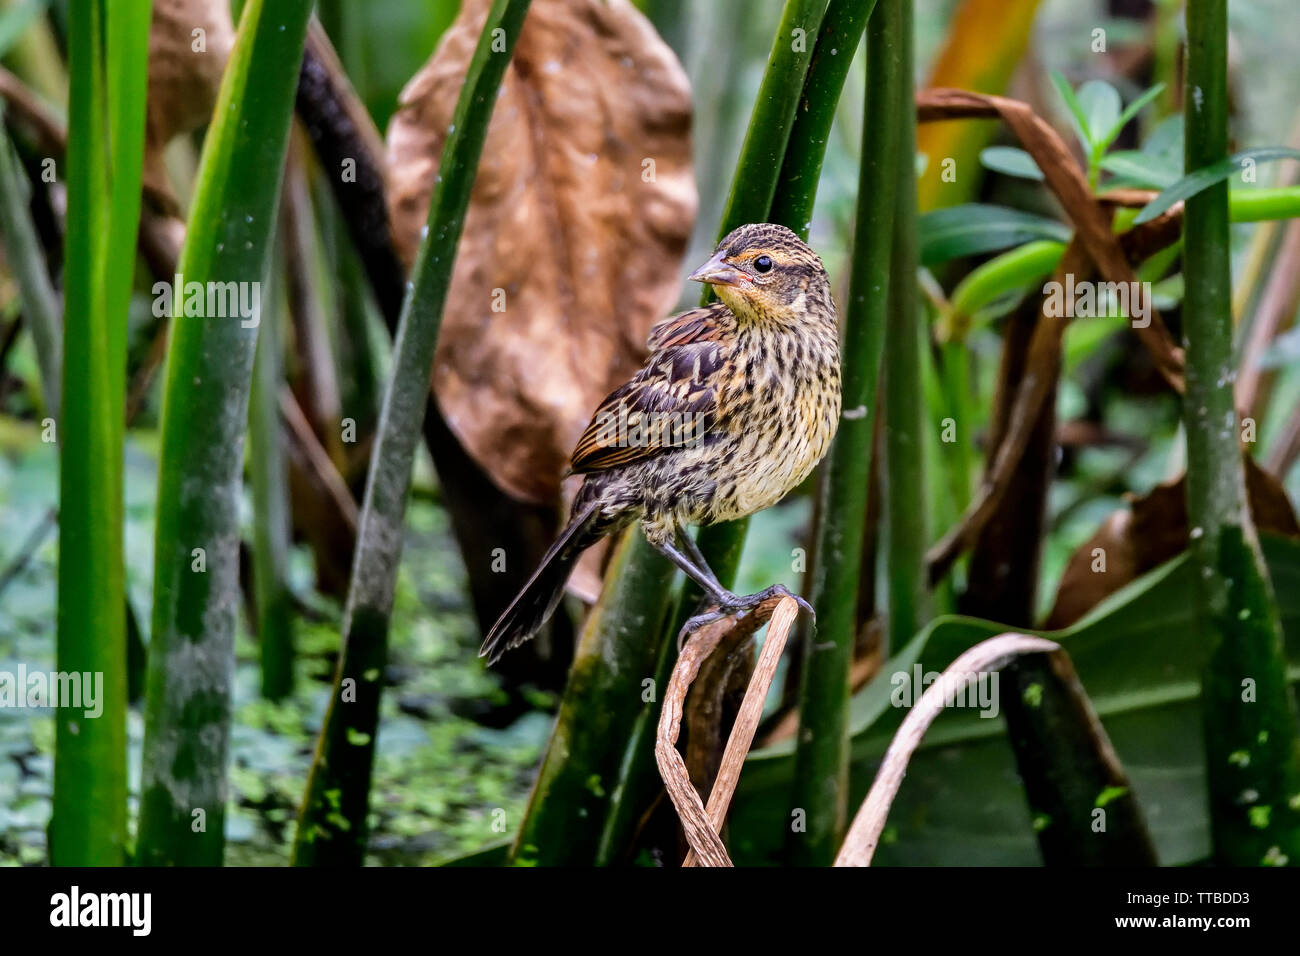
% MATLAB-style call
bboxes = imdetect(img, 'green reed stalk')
[786,0,894,867]
[50,0,150,867]
[1182,0,1300,865]
[137,0,314,865]
[294,0,533,866]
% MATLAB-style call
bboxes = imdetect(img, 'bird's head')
[688,223,832,324]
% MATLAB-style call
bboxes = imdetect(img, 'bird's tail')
[479,501,602,665]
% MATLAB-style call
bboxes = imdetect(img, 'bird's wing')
[569,306,731,474]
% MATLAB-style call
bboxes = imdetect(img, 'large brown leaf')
[386,0,696,504]
[1044,456,1300,629]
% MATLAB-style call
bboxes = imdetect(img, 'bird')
[479,222,842,665]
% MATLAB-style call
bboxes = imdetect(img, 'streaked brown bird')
[480,222,842,664]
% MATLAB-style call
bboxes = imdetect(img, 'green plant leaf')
[51,0,149,868]
[595,0,865,869]
[1101,82,1165,151]
[918,204,1070,266]
[1145,113,1185,158]
[1099,151,1180,190]
[728,535,1300,865]
[1050,69,1092,151]
[1103,115,1186,189]
[1135,146,1300,223]
[1076,80,1121,147]
[979,146,1044,182]
[437,836,512,867]
[787,0,896,867]
[1062,311,1127,377]
[943,239,1066,340]
[1150,272,1184,310]
[1229,186,1300,223]
[138,0,315,866]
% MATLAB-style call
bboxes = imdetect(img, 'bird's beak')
[688,250,745,288]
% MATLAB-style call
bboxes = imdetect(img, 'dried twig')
[0,66,63,156]
[834,633,1061,867]
[1237,218,1300,416]
[655,595,794,867]
[2,63,184,422]
[279,387,359,530]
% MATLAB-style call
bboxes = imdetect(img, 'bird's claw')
[751,584,815,620]
[677,584,815,650]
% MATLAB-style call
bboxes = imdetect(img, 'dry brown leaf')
[1044,456,1300,629]
[386,0,696,504]
[654,596,797,868]
[145,0,235,211]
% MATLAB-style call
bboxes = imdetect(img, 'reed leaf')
[137,0,314,865]
[786,0,894,867]
[881,0,925,655]
[50,0,149,867]
[1181,0,1300,865]
[249,268,294,700]
[685,0,830,598]
[510,530,677,865]
[294,0,533,866]
[768,0,878,232]
[587,0,876,866]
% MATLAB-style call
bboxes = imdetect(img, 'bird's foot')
[677,605,730,650]
[747,583,815,620]
[677,584,814,650]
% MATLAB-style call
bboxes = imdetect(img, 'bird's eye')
[754,255,773,273]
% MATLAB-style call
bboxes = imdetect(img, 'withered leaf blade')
[386,0,696,504]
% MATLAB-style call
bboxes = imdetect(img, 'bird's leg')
[653,532,818,646]
[652,534,751,639]
[652,536,740,611]
[671,530,742,638]
[677,530,727,596]
[654,532,812,642]
[677,529,816,621]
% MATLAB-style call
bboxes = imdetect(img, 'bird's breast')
[706,326,841,522]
